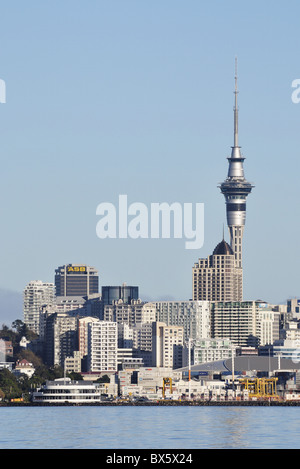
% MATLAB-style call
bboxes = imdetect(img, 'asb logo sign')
[67,266,87,274]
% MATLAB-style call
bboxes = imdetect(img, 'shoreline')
[1,400,300,407]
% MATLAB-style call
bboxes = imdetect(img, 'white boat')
[32,377,104,404]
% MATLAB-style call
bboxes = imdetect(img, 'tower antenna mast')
[234,57,239,148]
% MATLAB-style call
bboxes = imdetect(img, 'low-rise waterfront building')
[118,367,182,399]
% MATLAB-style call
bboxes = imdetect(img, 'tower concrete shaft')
[219,59,254,269]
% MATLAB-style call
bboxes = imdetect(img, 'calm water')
[0,406,299,449]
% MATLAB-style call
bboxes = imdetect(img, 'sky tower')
[219,59,254,274]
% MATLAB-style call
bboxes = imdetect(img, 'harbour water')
[0,405,299,449]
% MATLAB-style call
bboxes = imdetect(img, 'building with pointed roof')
[193,238,242,302]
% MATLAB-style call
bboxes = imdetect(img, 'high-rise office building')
[219,60,254,274]
[23,280,55,334]
[55,264,99,297]
[193,239,242,302]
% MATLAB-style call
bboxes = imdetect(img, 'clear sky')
[0,1,299,321]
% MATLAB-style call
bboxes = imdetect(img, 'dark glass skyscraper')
[55,264,99,297]
[102,284,139,305]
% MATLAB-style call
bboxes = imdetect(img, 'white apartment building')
[117,348,144,370]
[39,296,86,338]
[154,301,210,342]
[118,323,134,348]
[186,338,234,366]
[88,321,118,373]
[132,322,153,352]
[43,312,80,367]
[258,320,300,361]
[64,351,82,374]
[152,322,184,369]
[23,280,55,335]
[47,313,78,367]
[285,321,300,341]
[78,316,100,359]
[211,301,280,348]
[287,299,300,319]
[258,307,280,346]
[104,300,156,327]
[116,322,153,367]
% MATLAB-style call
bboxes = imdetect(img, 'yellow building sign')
[67,266,87,273]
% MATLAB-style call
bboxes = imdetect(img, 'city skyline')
[0,2,300,326]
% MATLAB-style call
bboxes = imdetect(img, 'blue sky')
[0,1,299,322]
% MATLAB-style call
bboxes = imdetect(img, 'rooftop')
[213,239,234,256]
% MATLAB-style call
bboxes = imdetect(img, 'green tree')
[0,368,22,400]
[67,372,83,381]
[0,324,15,343]
[11,320,24,334]
[96,375,110,383]
[15,349,43,370]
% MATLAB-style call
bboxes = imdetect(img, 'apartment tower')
[23,280,55,334]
